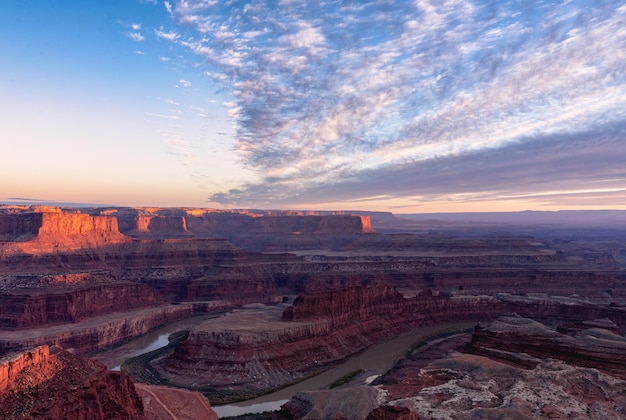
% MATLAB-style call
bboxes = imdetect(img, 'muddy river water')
[92,313,474,417]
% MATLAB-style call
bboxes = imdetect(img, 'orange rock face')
[1,211,130,253]
[0,346,145,419]
[0,345,50,393]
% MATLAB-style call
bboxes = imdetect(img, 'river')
[212,321,474,417]
[92,315,474,418]
[91,314,211,371]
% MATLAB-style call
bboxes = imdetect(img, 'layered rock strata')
[383,351,626,419]
[366,315,626,419]
[0,303,196,354]
[469,313,626,379]
[104,207,376,237]
[0,279,162,329]
[0,345,145,419]
[155,286,626,402]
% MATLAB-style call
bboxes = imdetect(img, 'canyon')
[351,314,626,419]
[1,204,626,418]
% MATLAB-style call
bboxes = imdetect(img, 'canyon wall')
[0,213,41,241]
[0,345,50,393]
[363,314,626,420]
[283,285,407,327]
[469,314,626,379]
[156,285,626,400]
[14,212,129,252]
[0,280,163,329]
[90,206,375,237]
[0,345,145,419]
[0,304,195,354]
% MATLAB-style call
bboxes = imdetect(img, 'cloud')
[159,0,626,209]
[128,32,145,42]
[178,79,192,88]
[147,112,180,120]
[155,28,179,41]
[164,1,173,18]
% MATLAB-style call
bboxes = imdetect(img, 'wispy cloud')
[155,28,179,41]
[157,0,626,208]
[128,32,145,42]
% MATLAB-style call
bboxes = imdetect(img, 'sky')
[1,0,625,213]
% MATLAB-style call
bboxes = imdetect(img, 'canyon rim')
[1,205,626,419]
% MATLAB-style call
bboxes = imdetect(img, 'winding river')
[91,314,210,371]
[92,315,474,417]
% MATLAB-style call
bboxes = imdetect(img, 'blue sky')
[1,0,625,212]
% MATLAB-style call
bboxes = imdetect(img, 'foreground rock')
[362,315,626,419]
[281,386,384,419]
[469,313,626,379]
[135,383,218,420]
[0,346,220,420]
[384,351,626,419]
[0,345,145,419]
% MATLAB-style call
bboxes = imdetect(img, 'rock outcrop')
[368,315,626,419]
[0,345,145,419]
[153,286,626,403]
[0,346,220,419]
[282,285,406,326]
[281,386,384,420]
[0,303,196,354]
[0,279,163,329]
[0,211,129,253]
[91,207,376,238]
[469,313,626,379]
[135,383,218,420]
[383,351,626,419]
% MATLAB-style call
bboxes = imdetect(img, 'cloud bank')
[160,0,626,208]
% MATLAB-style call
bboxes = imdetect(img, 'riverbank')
[213,323,476,417]
[91,307,476,409]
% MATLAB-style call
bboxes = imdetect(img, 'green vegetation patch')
[329,369,364,389]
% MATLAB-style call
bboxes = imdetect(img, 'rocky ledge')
[0,345,145,419]
[279,314,626,419]
[149,286,626,402]
[0,345,219,420]
[469,313,626,379]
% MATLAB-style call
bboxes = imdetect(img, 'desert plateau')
[1,205,626,419]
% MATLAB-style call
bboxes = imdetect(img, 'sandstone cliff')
[0,345,145,419]
[2,211,130,253]
[153,286,626,402]
[0,303,201,355]
[282,285,406,327]
[92,206,375,238]
[0,279,163,329]
[469,313,626,379]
